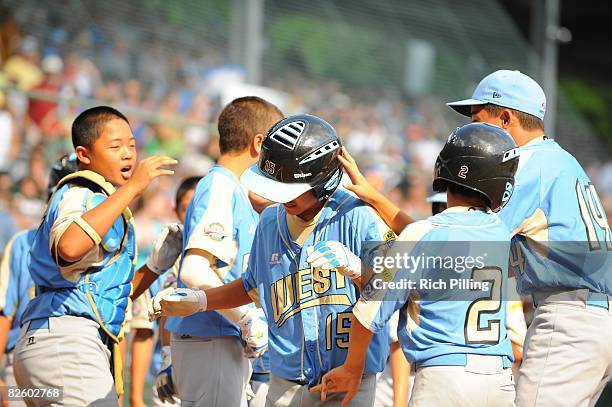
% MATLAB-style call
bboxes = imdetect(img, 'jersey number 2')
[464,267,502,344]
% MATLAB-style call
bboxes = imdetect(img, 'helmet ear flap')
[313,167,343,201]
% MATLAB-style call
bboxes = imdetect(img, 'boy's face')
[176,188,195,224]
[283,190,322,220]
[81,119,137,186]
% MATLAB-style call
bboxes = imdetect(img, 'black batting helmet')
[241,114,343,203]
[433,123,519,212]
[48,153,79,197]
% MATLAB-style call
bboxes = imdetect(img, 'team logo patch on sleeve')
[204,222,225,241]
[383,230,396,242]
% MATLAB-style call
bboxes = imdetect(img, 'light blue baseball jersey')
[500,137,612,295]
[166,165,259,337]
[0,229,36,352]
[242,188,393,386]
[353,207,513,368]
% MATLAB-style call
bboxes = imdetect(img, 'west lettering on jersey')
[270,268,350,327]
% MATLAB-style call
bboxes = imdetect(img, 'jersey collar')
[442,206,487,213]
[523,134,548,147]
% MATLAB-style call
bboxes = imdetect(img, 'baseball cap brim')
[241,164,312,203]
[446,98,487,117]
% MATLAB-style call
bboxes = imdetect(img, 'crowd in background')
[0,11,611,265]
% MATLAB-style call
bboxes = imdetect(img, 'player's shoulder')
[258,204,282,231]
[397,219,437,242]
[329,188,374,219]
[519,139,585,177]
[192,168,238,205]
[52,185,91,213]
[10,229,37,250]
[3,230,30,257]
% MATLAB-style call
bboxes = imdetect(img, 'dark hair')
[175,176,201,209]
[217,96,283,154]
[483,104,544,131]
[71,106,130,149]
[445,181,489,208]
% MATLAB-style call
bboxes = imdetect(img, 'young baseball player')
[425,190,527,376]
[148,97,283,407]
[130,176,201,407]
[312,122,519,407]
[150,114,394,406]
[447,70,612,407]
[0,154,78,406]
[12,106,178,406]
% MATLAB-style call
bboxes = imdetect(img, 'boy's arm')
[132,223,183,300]
[310,318,373,406]
[131,265,158,300]
[0,314,10,364]
[0,234,17,362]
[151,277,252,319]
[339,148,413,234]
[129,328,153,407]
[389,342,411,407]
[205,277,253,311]
[175,249,254,323]
[57,156,177,262]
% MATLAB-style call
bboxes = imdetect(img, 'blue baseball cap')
[447,70,546,120]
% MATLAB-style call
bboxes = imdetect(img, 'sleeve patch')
[203,222,226,242]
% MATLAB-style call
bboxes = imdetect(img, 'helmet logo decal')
[299,140,340,164]
[458,165,469,179]
[294,172,312,179]
[502,182,513,203]
[502,148,519,162]
[264,160,276,175]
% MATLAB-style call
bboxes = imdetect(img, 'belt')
[532,289,610,310]
[26,317,49,331]
[251,372,271,383]
[25,317,113,345]
[585,292,611,309]
[415,353,510,370]
[38,282,98,295]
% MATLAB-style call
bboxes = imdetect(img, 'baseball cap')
[447,70,546,120]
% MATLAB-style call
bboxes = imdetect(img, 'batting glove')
[156,346,177,404]
[306,241,362,279]
[238,308,268,359]
[148,287,207,321]
[146,223,183,275]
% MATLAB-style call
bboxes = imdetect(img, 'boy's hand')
[338,147,379,204]
[306,241,362,279]
[146,223,183,275]
[148,287,207,321]
[310,364,363,406]
[128,155,178,195]
[238,308,269,359]
[156,346,177,404]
